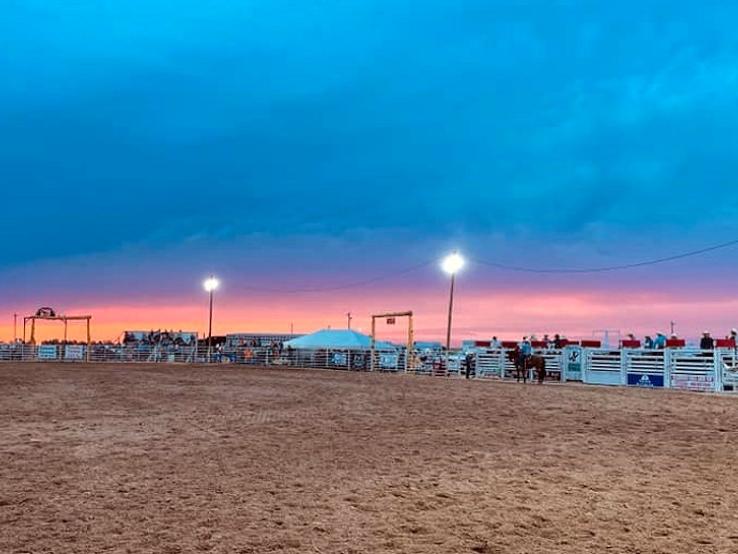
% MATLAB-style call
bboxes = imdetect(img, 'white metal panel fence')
[0,342,734,393]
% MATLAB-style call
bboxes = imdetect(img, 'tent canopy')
[284,329,395,350]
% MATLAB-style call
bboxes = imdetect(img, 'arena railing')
[0,342,734,393]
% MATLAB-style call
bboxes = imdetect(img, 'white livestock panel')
[0,346,13,361]
[669,350,718,392]
[502,349,518,378]
[584,349,623,385]
[475,349,504,379]
[412,350,436,375]
[625,351,666,388]
[718,350,738,392]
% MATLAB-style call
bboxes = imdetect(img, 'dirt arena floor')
[1,364,737,553]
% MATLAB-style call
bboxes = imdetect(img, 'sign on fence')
[379,353,399,369]
[627,373,664,388]
[671,374,715,392]
[64,345,85,360]
[565,347,583,381]
[38,345,58,360]
[330,352,347,366]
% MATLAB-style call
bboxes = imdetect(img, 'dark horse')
[506,348,547,384]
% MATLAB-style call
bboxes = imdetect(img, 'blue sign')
[627,373,664,388]
[330,352,348,366]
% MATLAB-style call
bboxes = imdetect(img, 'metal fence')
[2,342,738,393]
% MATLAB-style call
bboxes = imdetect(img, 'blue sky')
[3,1,738,338]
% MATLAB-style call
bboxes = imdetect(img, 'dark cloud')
[3,1,738,267]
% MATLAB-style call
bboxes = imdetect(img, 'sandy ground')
[1,363,737,553]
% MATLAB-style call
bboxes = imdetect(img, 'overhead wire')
[471,238,738,274]
[234,238,738,292]
[238,259,435,293]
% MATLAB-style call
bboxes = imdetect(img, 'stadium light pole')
[441,252,465,362]
[203,275,219,361]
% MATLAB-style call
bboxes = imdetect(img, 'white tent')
[284,329,395,350]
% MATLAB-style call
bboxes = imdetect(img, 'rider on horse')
[519,336,532,369]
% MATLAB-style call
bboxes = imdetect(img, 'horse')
[506,348,547,384]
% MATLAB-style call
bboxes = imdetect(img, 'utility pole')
[13,313,17,343]
[441,251,465,371]
[202,276,219,362]
[347,312,352,329]
[670,321,675,336]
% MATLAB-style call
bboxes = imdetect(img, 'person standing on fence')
[700,331,714,350]
[653,333,666,349]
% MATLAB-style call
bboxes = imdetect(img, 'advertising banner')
[627,373,664,387]
[38,345,58,360]
[671,374,715,392]
[64,345,85,360]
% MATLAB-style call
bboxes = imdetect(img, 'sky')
[3,1,738,343]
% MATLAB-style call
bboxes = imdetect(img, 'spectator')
[653,333,667,349]
[464,352,475,379]
[700,331,714,350]
[644,335,654,349]
[627,333,636,341]
[490,336,501,349]
[553,334,564,349]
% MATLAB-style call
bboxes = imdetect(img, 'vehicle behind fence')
[2,342,737,393]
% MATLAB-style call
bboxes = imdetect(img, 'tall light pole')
[441,252,465,360]
[203,275,219,361]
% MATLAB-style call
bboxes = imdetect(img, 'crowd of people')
[494,329,738,359]
[623,329,737,350]
[491,333,572,351]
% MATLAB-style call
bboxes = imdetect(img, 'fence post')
[581,348,589,384]
[714,350,723,392]
[620,350,628,385]
[663,349,672,389]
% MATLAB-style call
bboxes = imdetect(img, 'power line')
[239,259,435,293]
[472,238,738,274]
[233,237,738,293]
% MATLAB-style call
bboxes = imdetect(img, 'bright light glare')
[441,252,465,275]
[203,276,220,292]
